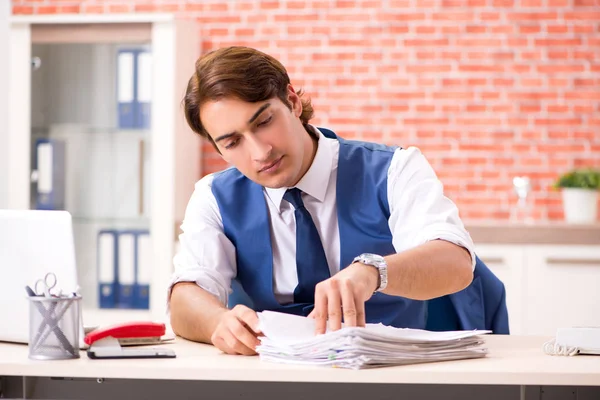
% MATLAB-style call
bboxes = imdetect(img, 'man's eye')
[257,116,272,127]
[224,138,239,149]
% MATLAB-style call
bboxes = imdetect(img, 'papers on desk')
[256,311,490,370]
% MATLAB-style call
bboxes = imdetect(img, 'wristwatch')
[352,253,388,292]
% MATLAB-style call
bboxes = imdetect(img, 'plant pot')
[561,188,598,224]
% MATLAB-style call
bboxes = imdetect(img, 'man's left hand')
[309,262,379,335]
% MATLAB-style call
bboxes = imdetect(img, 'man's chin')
[261,180,288,189]
[256,174,292,189]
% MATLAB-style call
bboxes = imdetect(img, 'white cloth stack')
[256,311,490,370]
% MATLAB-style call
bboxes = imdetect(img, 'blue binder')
[97,230,118,308]
[117,49,152,129]
[117,49,136,129]
[117,230,136,309]
[35,138,66,210]
[136,51,152,130]
[133,230,151,309]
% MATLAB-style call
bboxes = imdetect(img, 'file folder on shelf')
[97,228,152,309]
[117,49,152,130]
[134,230,151,310]
[117,231,136,309]
[136,51,152,130]
[97,230,118,309]
[117,50,136,129]
[34,138,66,210]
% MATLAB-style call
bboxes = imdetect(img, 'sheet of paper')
[256,311,490,370]
[258,310,490,344]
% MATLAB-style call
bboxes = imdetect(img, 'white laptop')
[0,209,87,348]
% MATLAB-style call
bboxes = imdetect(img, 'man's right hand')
[210,305,262,355]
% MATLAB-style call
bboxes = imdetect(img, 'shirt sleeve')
[167,174,237,309]
[387,147,476,270]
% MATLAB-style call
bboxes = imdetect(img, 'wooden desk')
[1,335,599,400]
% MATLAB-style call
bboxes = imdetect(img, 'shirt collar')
[265,127,333,212]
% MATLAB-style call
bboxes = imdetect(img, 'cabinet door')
[474,244,525,335]
[525,245,600,336]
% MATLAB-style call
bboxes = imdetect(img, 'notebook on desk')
[0,209,90,349]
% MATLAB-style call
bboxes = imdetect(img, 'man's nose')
[248,136,273,162]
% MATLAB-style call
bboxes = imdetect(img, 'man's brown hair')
[183,46,315,147]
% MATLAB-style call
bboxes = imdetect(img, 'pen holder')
[28,295,81,360]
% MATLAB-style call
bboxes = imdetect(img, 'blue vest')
[212,128,426,329]
[426,256,510,334]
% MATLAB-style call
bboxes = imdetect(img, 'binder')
[117,231,136,309]
[117,50,136,129]
[117,48,152,129]
[97,230,118,309]
[35,138,66,210]
[134,230,151,309]
[136,51,152,130]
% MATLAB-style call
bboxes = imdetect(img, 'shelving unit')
[6,14,201,320]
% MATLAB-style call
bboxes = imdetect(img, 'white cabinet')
[475,243,600,336]
[5,14,200,319]
[525,245,600,336]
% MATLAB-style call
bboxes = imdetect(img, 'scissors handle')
[35,272,58,297]
[44,272,57,290]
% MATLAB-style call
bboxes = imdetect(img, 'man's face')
[200,86,312,188]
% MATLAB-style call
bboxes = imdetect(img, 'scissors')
[35,272,59,297]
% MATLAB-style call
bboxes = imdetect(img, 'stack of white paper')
[256,311,490,369]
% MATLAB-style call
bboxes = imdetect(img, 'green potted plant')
[554,168,600,224]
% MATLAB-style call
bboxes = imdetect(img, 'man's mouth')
[259,156,283,173]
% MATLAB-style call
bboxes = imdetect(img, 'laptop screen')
[0,210,81,344]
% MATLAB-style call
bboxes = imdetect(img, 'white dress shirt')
[169,128,475,307]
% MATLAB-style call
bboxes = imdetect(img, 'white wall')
[0,1,10,208]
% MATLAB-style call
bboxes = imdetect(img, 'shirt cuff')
[436,235,477,271]
[166,271,229,314]
[415,225,476,271]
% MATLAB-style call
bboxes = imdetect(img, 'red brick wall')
[13,0,600,221]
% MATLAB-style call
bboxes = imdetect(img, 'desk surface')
[1,335,599,386]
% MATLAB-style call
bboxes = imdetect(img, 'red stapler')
[85,321,176,359]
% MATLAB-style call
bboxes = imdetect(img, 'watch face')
[363,253,383,263]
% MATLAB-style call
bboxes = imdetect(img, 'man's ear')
[287,84,302,118]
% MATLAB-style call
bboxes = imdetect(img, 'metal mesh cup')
[28,295,81,360]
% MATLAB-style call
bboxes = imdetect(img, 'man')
[169,46,475,356]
